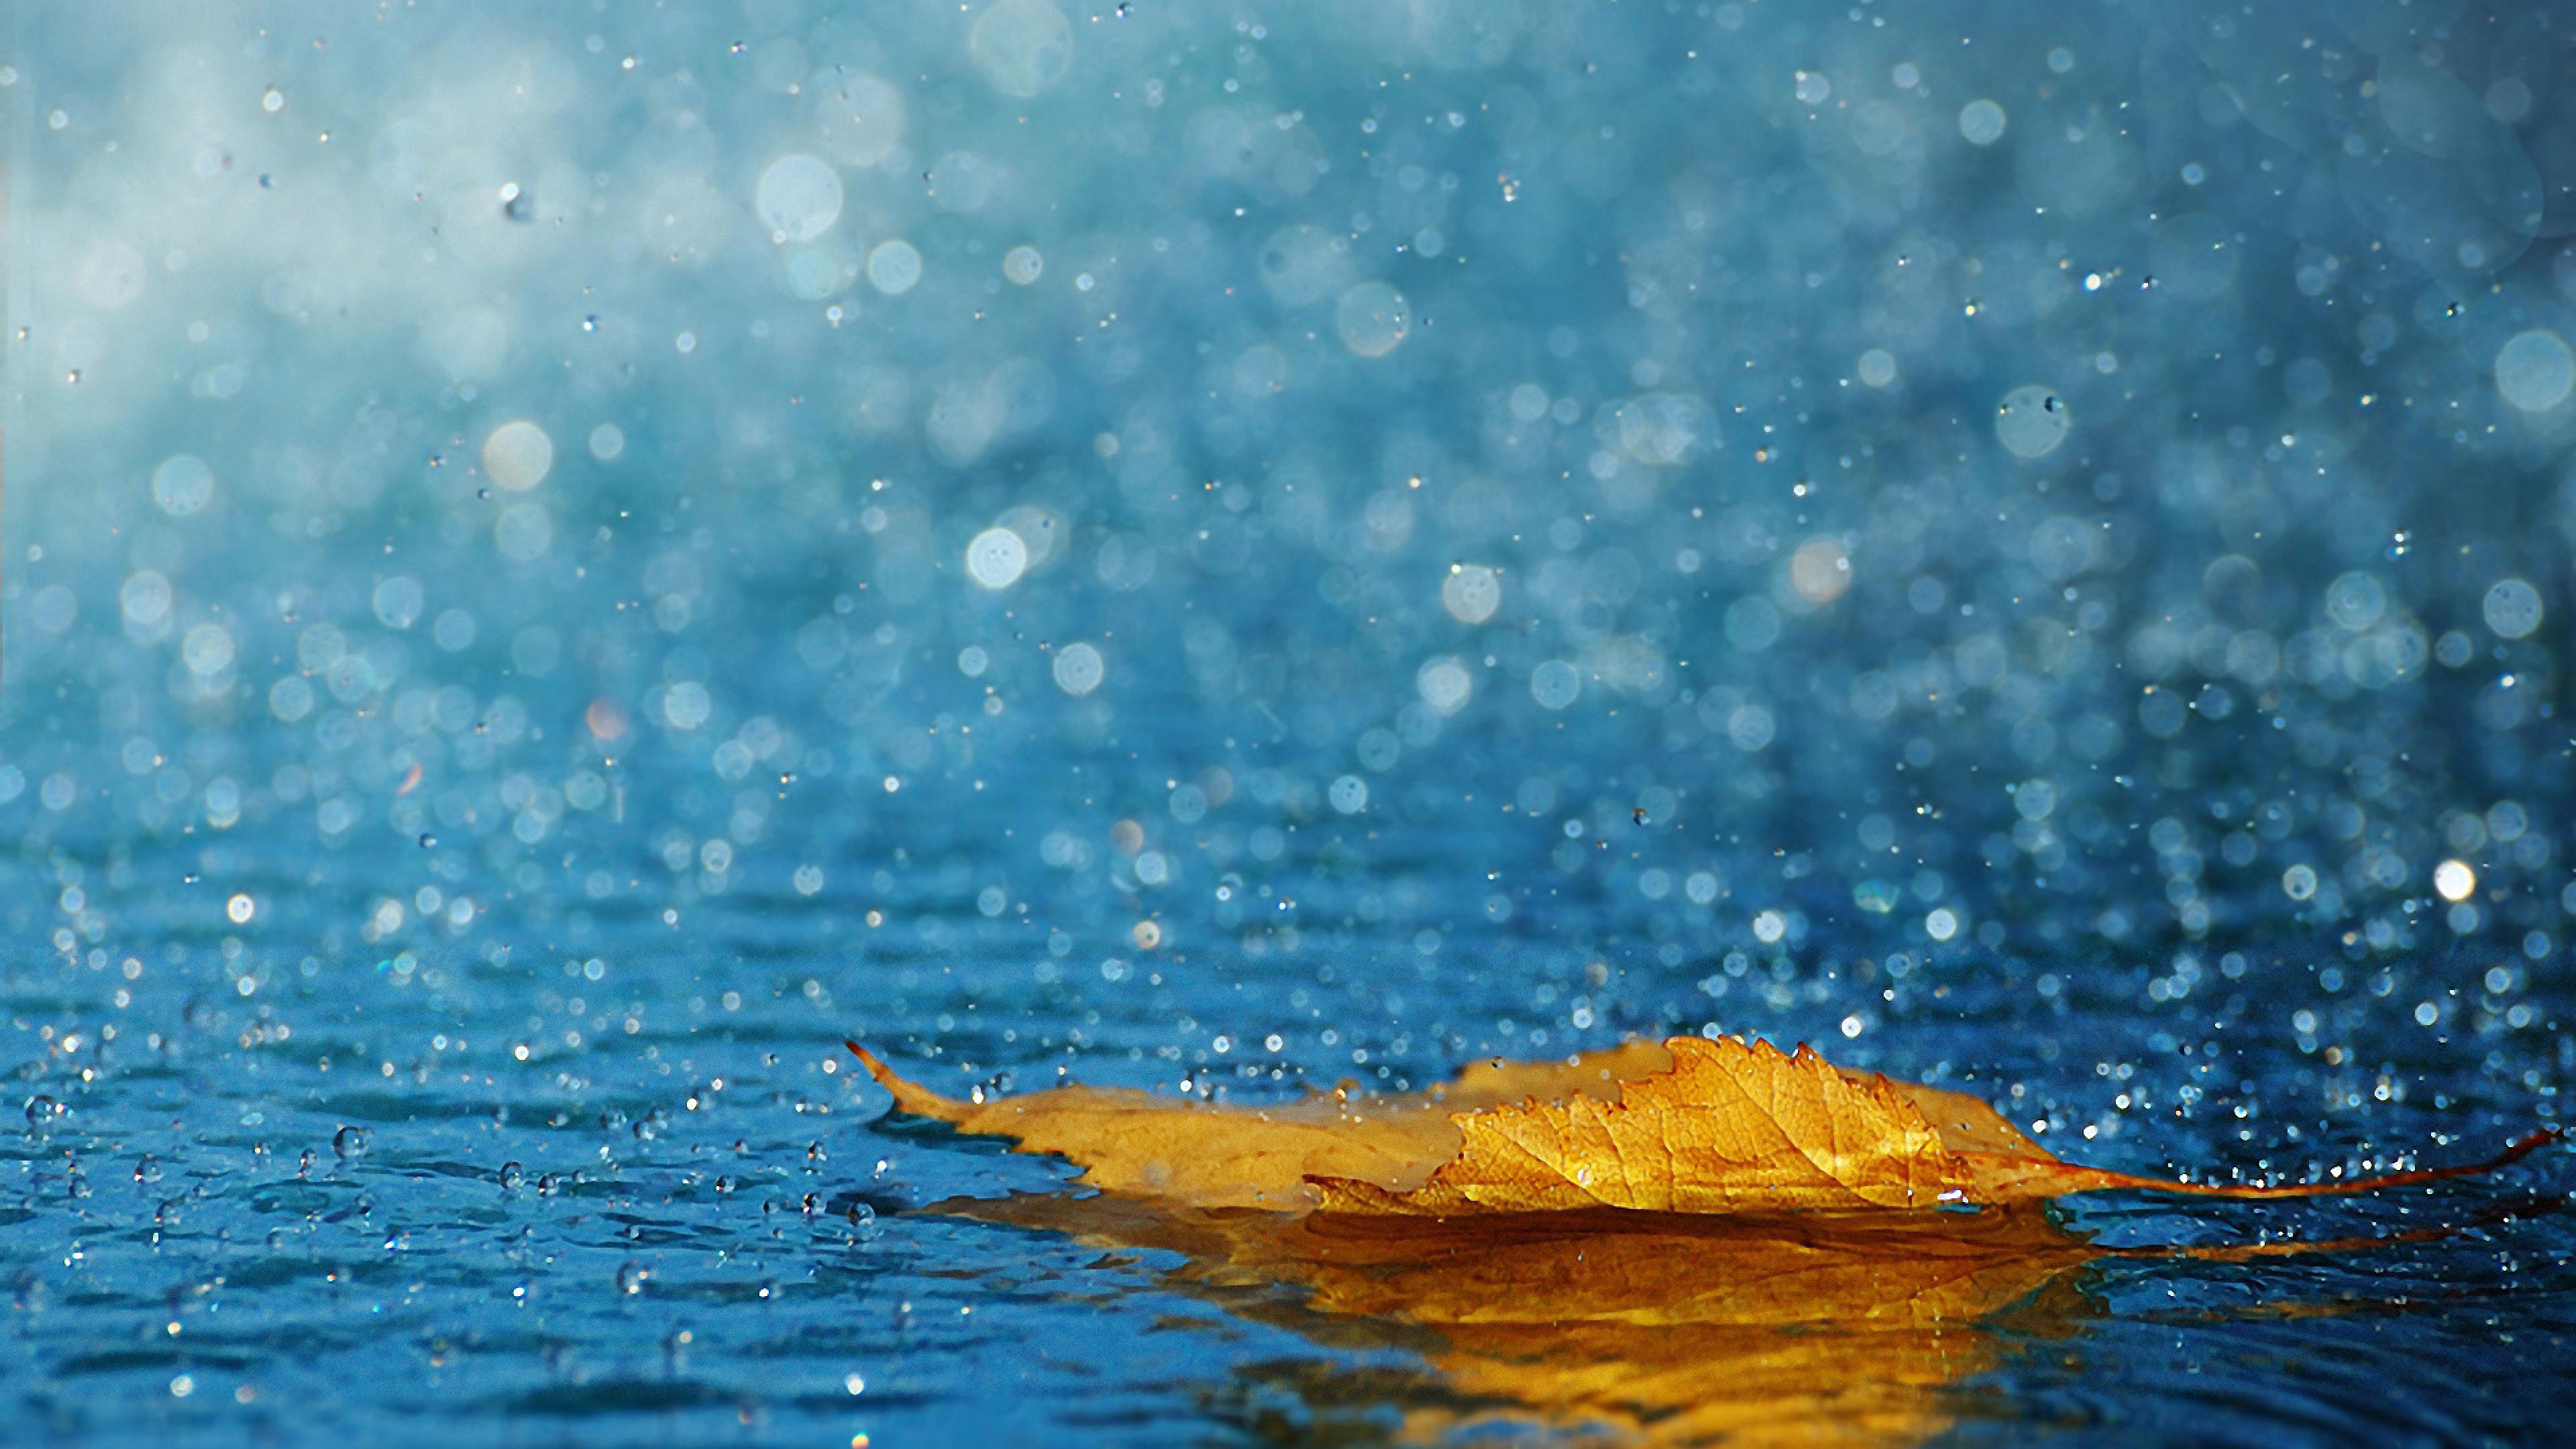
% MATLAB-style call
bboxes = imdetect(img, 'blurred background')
[6,1,2576,1442]
[11,0,2576,970]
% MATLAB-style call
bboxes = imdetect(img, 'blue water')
[7,0,2576,1442]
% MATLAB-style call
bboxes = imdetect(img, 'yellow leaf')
[870,1033,2550,1446]
[853,1032,2551,1217]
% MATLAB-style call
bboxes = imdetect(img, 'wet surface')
[7,820,2573,1445]
[10,0,2576,1442]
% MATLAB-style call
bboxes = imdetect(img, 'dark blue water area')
[10,0,2576,1443]
[7,761,2573,1447]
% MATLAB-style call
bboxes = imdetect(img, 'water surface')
[7,0,2576,1442]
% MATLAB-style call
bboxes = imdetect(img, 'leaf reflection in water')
[945,1190,2098,1447]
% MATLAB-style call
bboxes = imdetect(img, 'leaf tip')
[844,1038,969,1123]
[2499,1126,2565,1163]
